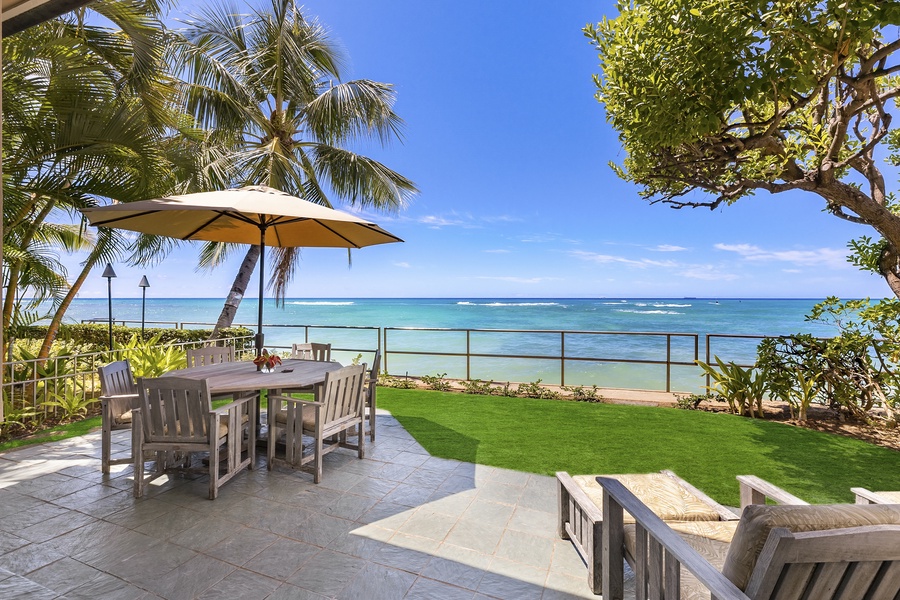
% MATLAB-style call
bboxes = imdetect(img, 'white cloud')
[653,244,688,252]
[419,215,467,228]
[393,262,411,268]
[714,243,849,269]
[476,276,559,284]
[569,250,677,269]
[678,265,739,281]
[484,249,510,254]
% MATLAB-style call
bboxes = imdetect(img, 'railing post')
[705,335,711,389]
[383,328,389,374]
[466,330,471,382]
[561,331,565,387]
[665,334,671,392]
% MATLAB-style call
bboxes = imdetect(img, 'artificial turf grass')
[377,387,900,507]
[0,415,102,453]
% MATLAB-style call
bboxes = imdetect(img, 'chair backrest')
[136,376,213,443]
[745,524,900,599]
[368,349,381,386]
[187,345,235,368]
[291,342,331,361]
[98,360,137,397]
[723,503,900,591]
[317,364,366,424]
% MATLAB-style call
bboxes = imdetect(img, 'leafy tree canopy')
[586,1,900,294]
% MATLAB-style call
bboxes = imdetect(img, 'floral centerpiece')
[253,349,282,372]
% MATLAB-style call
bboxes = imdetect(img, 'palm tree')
[2,1,204,360]
[172,0,417,335]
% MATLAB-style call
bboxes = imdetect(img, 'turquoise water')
[57,298,838,392]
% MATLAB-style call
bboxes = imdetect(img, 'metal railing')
[383,327,702,392]
[4,321,783,424]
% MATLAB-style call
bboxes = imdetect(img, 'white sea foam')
[615,309,682,315]
[457,301,560,307]
[287,301,354,306]
[652,303,691,308]
[602,301,629,305]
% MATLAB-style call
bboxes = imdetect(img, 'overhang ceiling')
[2,0,94,36]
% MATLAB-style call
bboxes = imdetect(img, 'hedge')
[14,324,254,349]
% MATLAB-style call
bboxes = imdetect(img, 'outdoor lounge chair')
[98,360,139,473]
[851,487,900,504]
[267,364,366,483]
[597,476,900,600]
[132,376,256,500]
[556,471,807,594]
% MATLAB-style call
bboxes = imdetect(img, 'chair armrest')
[269,394,324,409]
[851,487,893,504]
[556,471,604,522]
[100,393,139,401]
[597,476,749,600]
[737,475,809,508]
[211,393,259,415]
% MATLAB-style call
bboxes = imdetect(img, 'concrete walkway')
[0,412,626,599]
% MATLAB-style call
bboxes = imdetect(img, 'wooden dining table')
[162,358,344,440]
[162,358,343,395]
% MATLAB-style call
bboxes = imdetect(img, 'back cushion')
[722,503,900,590]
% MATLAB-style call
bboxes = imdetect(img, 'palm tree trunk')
[209,245,260,340]
[37,254,99,362]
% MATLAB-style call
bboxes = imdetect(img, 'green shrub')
[15,324,253,350]
[696,357,766,417]
[117,333,188,378]
[515,379,559,399]
[462,379,495,395]
[421,373,452,391]
[561,384,603,402]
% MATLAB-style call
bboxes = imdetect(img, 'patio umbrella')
[82,185,402,355]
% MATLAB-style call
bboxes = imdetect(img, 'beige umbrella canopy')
[82,185,403,354]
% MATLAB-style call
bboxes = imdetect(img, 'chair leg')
[209,446,218,501]
[314,426,324,484]
[358,419,365,460]
[132,411,144,498]
[101,420,111,474]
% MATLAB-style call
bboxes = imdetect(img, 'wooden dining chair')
[284,343,332,395]
[291,342,331,362]
[98,360,139,473]
[267,364,366,483]
[186,345,236,368]
[132,376,257,500]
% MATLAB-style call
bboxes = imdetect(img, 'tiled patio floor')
[0,412,628,599]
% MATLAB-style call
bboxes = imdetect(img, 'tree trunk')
[879,245,900,298]
[38,254,99,362]
[209,245,260,340]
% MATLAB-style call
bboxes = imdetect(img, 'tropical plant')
[515,379,560,399]
[462,379,495,395]
[421,373,452,392]
[756,297,900,421]
[41,383,97,422]
[561,384,603,402]
[170,0,418,337]
[695,357,766,417]
[2,1,204,362]
[585,2,900,296]
[118,334,187,378]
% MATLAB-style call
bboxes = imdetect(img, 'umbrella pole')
[255,226,266,361]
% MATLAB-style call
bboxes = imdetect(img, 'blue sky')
[68,0,894,300]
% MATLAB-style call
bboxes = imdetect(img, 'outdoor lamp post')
[138,275,150,336]
[102,263,117,351]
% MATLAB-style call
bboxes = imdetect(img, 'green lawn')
[378,388,900,506]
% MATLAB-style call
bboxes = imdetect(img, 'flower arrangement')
[253,349,282,371]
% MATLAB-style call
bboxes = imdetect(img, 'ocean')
[56,298,838,393]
